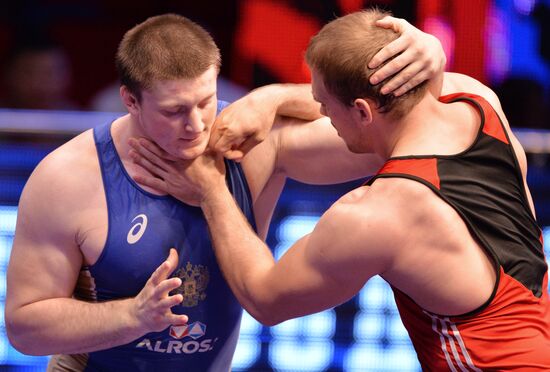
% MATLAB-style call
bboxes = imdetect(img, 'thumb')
[223,149,245,162]
[375,16,402,33]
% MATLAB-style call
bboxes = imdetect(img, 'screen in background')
[1,207,550,371]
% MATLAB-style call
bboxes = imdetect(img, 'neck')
[379,94,445,159]
[112,114,146,160]
[111,114,168,195]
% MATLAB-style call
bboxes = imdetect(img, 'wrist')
[118,298,148,340]
[200,177,229,208]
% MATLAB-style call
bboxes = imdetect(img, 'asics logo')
[127,214,148,244]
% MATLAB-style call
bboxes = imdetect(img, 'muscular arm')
[271,116,383,184]
[236,116,382,239]
[258,83,324,121]
[197,179,392,325]
[212,16,447,162]
[210,84,322,160]
[5,145,185,355]
[127,141,392,325]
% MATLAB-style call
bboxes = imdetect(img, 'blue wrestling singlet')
[67,101,256,371]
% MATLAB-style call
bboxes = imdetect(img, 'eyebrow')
[159,93,215,110]
[159,104,188,111]
[200,93,216,104]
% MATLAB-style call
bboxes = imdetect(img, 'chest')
[82,125,253,304]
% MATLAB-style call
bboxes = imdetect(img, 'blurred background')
[0,0,549,371]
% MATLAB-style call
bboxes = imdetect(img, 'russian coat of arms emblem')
[171,262,210,307]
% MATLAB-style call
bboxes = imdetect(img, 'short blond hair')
[306,9,428,119]
[116,14,221,100]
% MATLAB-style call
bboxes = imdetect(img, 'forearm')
[7,297,142,355]
[200,184,277,323]
[253,83,322,121]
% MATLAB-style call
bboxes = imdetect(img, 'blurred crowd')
[0,0,548,129]
[0,31,247,112]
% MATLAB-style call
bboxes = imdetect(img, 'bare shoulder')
[26,129,98,192]
[19,129,101,231]
[441,72,491,96]
[311,184,408,265]
[342,178,442,242]
[442,72,525,151]
[442,73,502,110]
[8,129,103,309]
[368,176,442,214]
[304,178,445,282]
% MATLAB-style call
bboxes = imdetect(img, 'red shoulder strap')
[439,93,509,144]
[370,92,510,190]
[376,158,440,189]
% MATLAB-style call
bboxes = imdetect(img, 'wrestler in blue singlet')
[61,101,255,371]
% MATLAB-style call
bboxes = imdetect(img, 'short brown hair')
[306,9,428,119]
[116,14,221,99]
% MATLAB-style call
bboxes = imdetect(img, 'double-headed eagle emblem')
[171,262,210,307]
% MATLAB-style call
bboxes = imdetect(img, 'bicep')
[264,201,387,320]
[6,173,83,314]
[263,233,361,320]
[277,116,383,184]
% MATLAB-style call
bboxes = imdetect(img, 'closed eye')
[163,110,180,117]
[198,94,215,109]
[162,106,189,117]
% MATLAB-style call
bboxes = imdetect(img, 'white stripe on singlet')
[428,313,459,372]
[446,318,482,372]
[424,312,482,372]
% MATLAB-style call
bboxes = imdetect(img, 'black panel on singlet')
[367,93,547,297]
[437,135,546,297]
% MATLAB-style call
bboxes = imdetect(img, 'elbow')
[5,312,47,356]
[259,317,284,327]
[6,323,28,355]
[234,276,293,326]
[6,331,47,356]
[249,309,283,327]
[243,298,289,327]
[251,311,281,327]
[7,336,35,356]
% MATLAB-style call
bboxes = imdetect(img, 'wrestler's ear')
[120,85,140,115]
[353,98,373,125]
